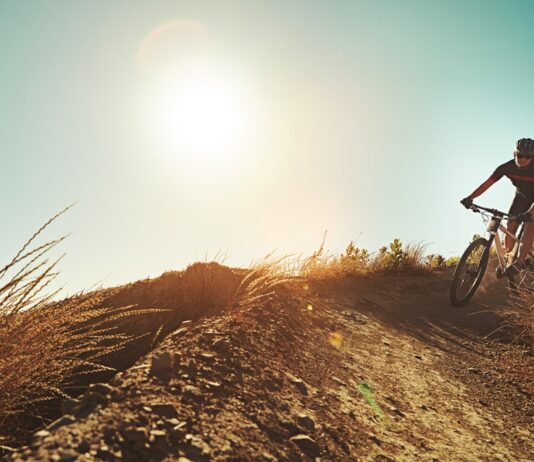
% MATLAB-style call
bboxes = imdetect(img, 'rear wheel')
[450,237,490,306]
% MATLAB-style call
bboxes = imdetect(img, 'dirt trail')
[5,267,533,462]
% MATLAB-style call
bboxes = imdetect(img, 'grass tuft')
[0,207,155,447]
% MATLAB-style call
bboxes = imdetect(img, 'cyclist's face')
[514,152,532,168]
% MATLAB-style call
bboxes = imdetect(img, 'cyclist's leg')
[505,222,519,252]
[518,201,534,262]
[506,192,530,252]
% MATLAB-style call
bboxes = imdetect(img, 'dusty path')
[311,269,532,461]
[5,267,533,461]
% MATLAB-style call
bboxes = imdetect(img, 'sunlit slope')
[6,266,532,462]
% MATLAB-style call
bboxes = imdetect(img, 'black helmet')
[515,138,534,156]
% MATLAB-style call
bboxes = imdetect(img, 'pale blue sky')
[1,1,533,294]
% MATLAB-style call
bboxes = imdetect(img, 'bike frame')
[487,218,522,270]
[472,204,526,271]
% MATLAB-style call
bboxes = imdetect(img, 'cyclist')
[461,138,534,274]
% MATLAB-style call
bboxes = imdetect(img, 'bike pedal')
[495,267,504,279]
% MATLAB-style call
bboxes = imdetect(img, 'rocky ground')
[3,265,533,461]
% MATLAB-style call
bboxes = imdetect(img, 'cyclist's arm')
[466,176,498,199]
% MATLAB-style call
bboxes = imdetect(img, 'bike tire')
[450,237,490,307]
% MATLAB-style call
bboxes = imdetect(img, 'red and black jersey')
[491,159,534,197]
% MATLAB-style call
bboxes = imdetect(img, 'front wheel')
[450,237,490,306]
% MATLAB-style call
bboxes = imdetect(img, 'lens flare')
[329,331,343,348]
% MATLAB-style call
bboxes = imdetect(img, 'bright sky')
[1,1,534,295]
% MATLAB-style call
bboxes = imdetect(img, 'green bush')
[426,254,445,268]
[444,256,460,267]
[339,241,370,270]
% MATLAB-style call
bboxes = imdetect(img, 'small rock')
[165,418,180,427]
[79,390,107,409]
[58,449,78,462]
[151,403,178,418]
[369,433,381,445]
[34,430,50,438]
[414,355,423,360]
[171,327,189,339]
[150,429,168,450]
[291,378,308,395]
[122,427,148,445]
[153,435,170,452]
[89,383,113,396]
[109,376,123,387]
[111,389,125,401]
[265,380,278,391]
[200,352,216,362]
[102,425,116,443]
[261,452,278,461]
[296,413,316,431]
[97,445,110,458]
[281,418,300,434]
[331,376,345,386]
[388,406,406,417]
[78,439,90,453]
[186,434,211,456]
[289,434,320,456]
[468,367,480,374]
[213,339,231,354]
[150,351,173,380]
[183,385,202,400]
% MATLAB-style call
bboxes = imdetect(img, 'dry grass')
[229,253,300,311]
[493,288,534,348]
[0,207,157,448]
[297,232,430,280]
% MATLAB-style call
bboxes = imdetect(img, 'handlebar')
[469,203,532,222]
[469,203,508,217]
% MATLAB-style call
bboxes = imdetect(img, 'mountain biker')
[460,138,534,274]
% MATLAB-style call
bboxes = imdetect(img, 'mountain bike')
[449,203,534,307]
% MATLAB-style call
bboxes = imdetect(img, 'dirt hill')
[4,264,533,461]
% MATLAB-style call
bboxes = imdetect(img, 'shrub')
[444,256,460,267]
[299,235,430,278]
[425,254,445,268]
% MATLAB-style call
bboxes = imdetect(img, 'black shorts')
[509,192,534,216]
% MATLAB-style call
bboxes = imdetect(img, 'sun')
[156,75,242,149]
[138,21,256,172]
[145,68,252,171]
